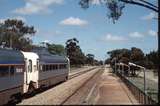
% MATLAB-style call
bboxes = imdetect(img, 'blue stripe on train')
[0,61,24,64]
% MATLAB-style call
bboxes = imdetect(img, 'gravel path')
[18,68,100,105]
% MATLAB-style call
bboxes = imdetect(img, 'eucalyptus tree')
[65,38,86,66]
[0,19,36,51]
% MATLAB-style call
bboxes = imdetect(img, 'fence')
[117,72,157,104]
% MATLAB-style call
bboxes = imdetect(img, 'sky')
[0,0,158,60]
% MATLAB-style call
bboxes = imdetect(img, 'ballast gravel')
[18,68,100,105]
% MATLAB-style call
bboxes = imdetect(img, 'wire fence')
[114,63,158,105]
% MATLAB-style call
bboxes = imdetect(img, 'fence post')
[144,68,147,104]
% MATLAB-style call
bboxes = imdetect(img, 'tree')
[65,38,86,66]
[146,51,158,69]
[79,0,158,23]
[86,54,95,65]
[0,19,36,51]
[130,47,145,64]
[107,47,146,76]
[46,43,65,55]
[107,48,130,63]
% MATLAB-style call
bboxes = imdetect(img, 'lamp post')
[129,62,147,103]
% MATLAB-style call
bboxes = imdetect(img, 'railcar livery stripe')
[0,85,23,93]
[40,63,67,65]
[0,64,25,66]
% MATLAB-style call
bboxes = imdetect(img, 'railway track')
[69,67,97,79]
[61,68,103,105]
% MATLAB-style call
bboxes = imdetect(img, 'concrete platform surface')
[95,68,139,105]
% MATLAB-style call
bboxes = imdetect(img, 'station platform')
[95,68,139,105]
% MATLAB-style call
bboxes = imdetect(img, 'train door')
[26,58,39,91]
[22,52,39,93]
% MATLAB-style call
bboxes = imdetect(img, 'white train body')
[0,48,70,105]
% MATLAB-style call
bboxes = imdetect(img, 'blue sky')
[0,0,158,60]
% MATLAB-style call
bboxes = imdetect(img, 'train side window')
[42,65,45,72]
[59,64,61,69]
[51,65,53,71]
[63,64,67,69]
[52,65,55,70]
[28,60,32,72]
[55,65,58,69]
[0,66,9,77]
[10,66,15,75]
[49,65,52,71]
[46,65,49,71]
[59,64,65,69]
[37,60,39,71]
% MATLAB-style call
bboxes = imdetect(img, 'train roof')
[32,47,68,64]
[0,48,24,65]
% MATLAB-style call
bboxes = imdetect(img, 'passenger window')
[55,65,58,69]
[49,65,52,71]
[60,64,67,69]
[37,60,39,71]
[53,65,56,70]
[42,65,45,72]
[28,60,32,72]
[46,65,49,71]
[0,66,9,77]
[10,66,15,75]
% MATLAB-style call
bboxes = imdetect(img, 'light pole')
[129,62,147,103]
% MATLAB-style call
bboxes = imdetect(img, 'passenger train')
[0,48,70,105]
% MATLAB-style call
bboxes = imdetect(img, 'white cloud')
[43,40,50,43]
[91,0,100,5]
[148,30,157,36]
[60,17,88,26]
[129,32,144,38]
[12,0,64,15]
[141,12,158,20]
[102,34,127,42]
[0,16,26,23]
[13,16,26,22]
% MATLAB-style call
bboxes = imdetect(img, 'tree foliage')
[46,43,65,55]
[107,47,145,65]
[79,0,158,23]
[106,47,158,70]
[86,54,95,65]
[0,19,36,51]
[146,50,158,69]
[65,38,86,66]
